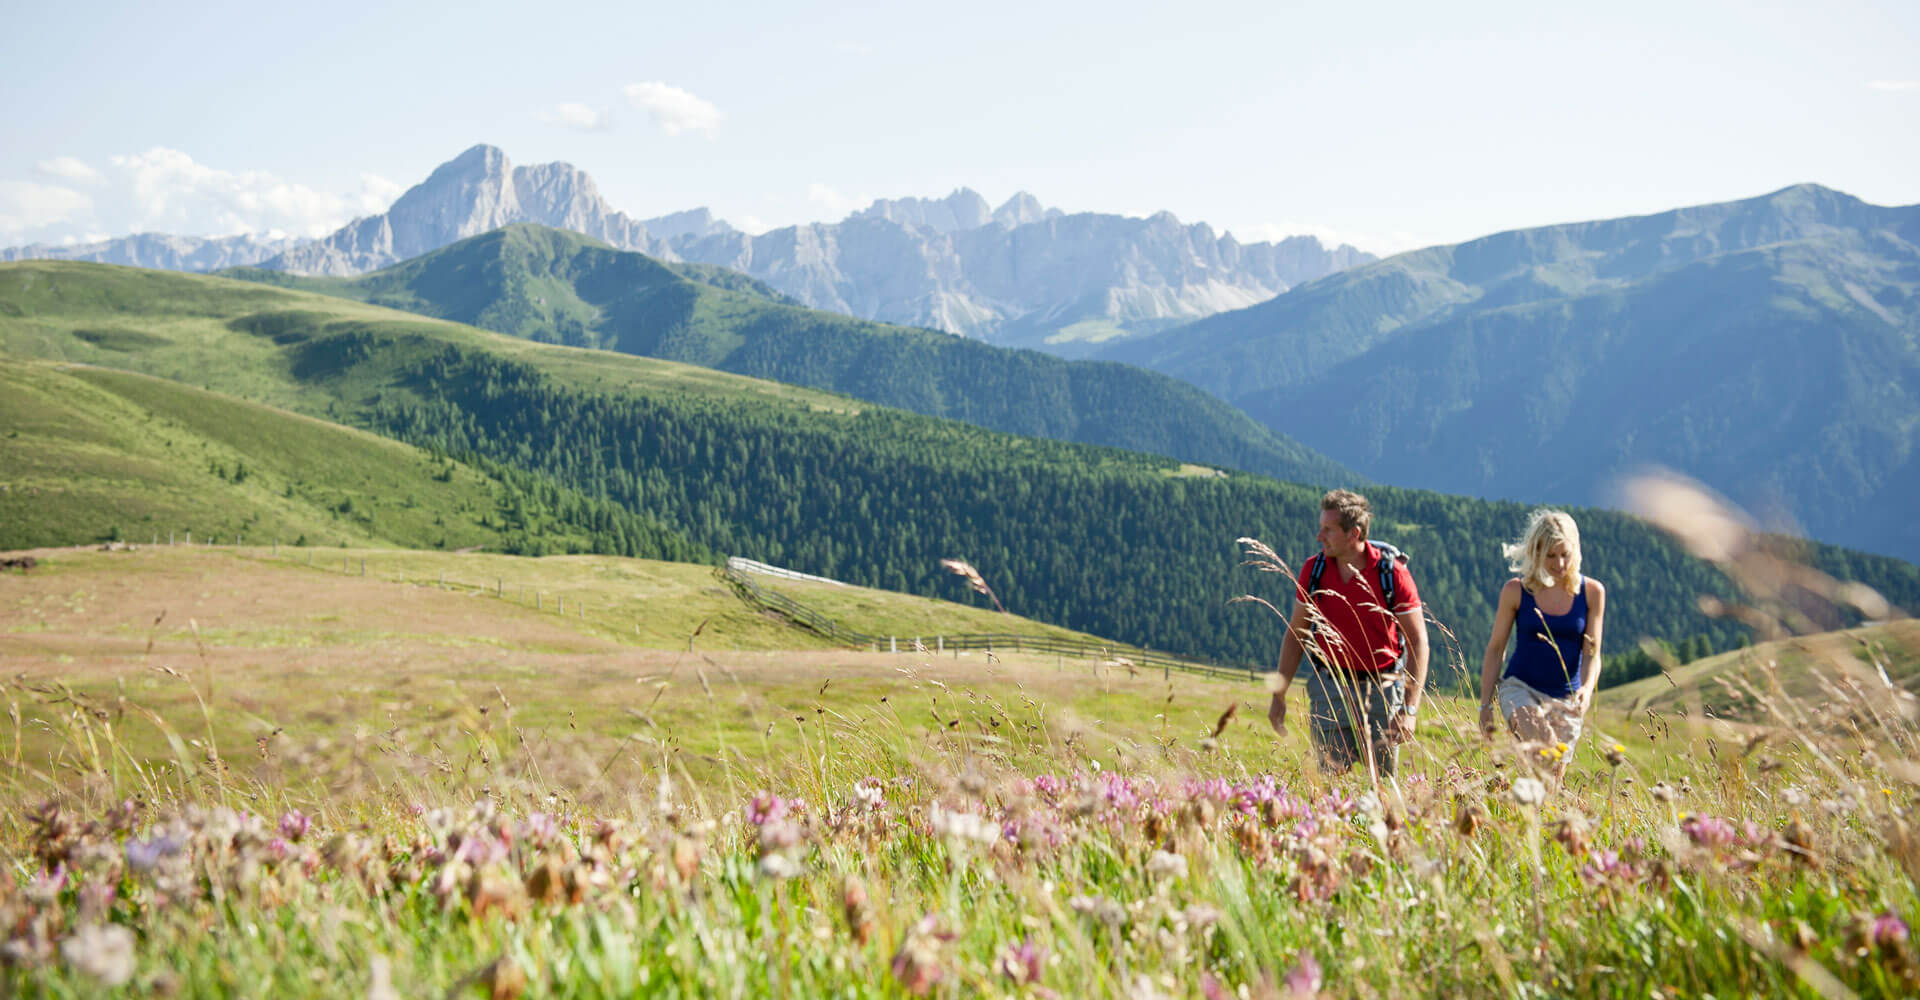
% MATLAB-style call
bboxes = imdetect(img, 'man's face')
[1316,509,1362,559]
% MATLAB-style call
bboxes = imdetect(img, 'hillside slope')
[0,358,708,560]
[223,224,1353,487]
[4,261,1917,667]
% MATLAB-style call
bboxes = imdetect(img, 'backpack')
[1304,540,1413,653]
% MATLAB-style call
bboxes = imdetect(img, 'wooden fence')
[720,563,1260,683]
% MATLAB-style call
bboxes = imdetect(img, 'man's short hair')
[1321,489,1371,539]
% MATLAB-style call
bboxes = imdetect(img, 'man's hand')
[1267,693,1288,735]
[1388,708,1418,745]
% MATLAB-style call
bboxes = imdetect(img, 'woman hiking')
[1478,509,1606,781]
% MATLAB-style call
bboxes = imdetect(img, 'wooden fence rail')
[720,564,1259,683]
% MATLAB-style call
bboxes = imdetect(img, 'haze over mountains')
[1109,183,1920,561]
[0,144,1372,351]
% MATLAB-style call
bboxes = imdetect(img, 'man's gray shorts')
[1303,657,1406,777]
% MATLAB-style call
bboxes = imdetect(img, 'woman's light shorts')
[1497,676,1584,749]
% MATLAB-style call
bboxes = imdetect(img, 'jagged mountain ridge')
[0,145,1373,350]
[669,189,1374,352]
[0,232,302,271]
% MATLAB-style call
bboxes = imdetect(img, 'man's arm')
[1268,601,1312,734]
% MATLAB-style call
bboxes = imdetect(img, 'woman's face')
[1542,539,1574,584]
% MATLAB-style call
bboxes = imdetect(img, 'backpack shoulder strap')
[1306,552,1327,594]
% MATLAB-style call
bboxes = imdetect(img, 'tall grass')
[2,474,1916,997]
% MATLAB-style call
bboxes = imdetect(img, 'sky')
[2,0,1915,256]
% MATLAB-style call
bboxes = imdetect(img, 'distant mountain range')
[1106,183,1920,562]
[0,231,302,271]
[0,144,1371,351]
[223,223,1354,488]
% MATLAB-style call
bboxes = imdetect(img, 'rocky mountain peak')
[852,188,994,234]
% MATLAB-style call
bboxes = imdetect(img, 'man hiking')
[1266,490,1430,778]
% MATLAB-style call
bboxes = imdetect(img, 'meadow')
[3,479,1918,998]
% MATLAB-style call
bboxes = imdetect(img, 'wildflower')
[1453,799,1487,837]
[1650,781,1677,803]
[852,778,885,812]
[1182,904,1224,933]
[278,810,310,843]
[1282,949,1324,998]
[60,924,135,987]
[1146,850,1188,881]
[1782,785,1809,807]
[842,877,876,944]
[1553,814,1591,857]
[745,793,791,827]
[1681,815,1736,850]
[1510,778,1547,807]
[996,936,1048,987]
[757,853,805,880]
[1874,912,1911,947]
[1069,894,1129,927]
[891,915,956,996]
[1604,744,1626,768]
[930,804,1001,851]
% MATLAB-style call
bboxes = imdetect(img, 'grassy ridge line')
[221,224,1354,487]
[0,358,706,560]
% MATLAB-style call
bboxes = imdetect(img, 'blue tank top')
[1504,579,1587,698]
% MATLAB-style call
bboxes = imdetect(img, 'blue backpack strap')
[1306,552,1327,593]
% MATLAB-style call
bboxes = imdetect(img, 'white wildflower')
[1146,850,1188,881]
[930,804,1001,850]
[1511,778,1547,807]
[61,924,135,987]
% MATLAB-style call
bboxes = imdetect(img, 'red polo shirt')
[1296,543,1421,673]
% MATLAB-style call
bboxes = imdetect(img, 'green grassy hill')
[1600,618,1920,723]
[220,223,1353,486]
[3,260,1917,670]
[0,358,707,560]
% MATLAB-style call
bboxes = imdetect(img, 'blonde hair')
[1321,489,1371,540]
[1503,509,1582,594]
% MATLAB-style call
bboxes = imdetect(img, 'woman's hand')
[1478,703,1498,740]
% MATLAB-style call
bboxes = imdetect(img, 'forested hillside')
[223,225,1353,487]
[5,261,1916,676]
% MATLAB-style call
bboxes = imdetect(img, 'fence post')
[498,579,503,597]
[169,531,174,545]
[185,531,191,545]
[273,539,278,556]
[537,593,542,610]
[360,558,366,577]
[889,636,896,653]
[439,571,444,586]
[937,636,943,654]
[559,597,564,615]
[344,556,349,573]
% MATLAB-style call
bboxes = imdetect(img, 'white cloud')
[541,102,607,131]
[0,181,93,240]
[807,182,863,220]
[36,156,102,184]
[106,147,399,238]
[623,81,723,136]
[1,148,407,246]
[732,213,771,235]
[1229,220,1429,256]
[1867,80,1920,91]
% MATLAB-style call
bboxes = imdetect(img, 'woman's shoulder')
[1500,578,1526,601]
[1584,576,1606,599]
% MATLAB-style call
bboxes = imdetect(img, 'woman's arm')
[1575,578,1606,711]
[1479,580,1522,733]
